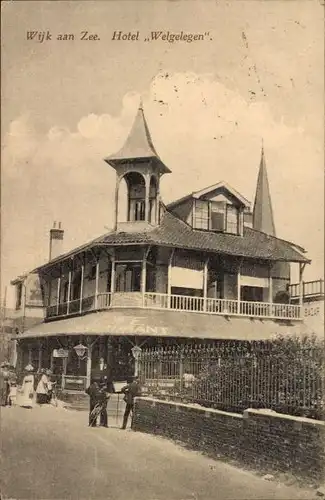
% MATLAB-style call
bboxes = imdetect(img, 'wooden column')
[110,250,116,294]
[86,343,92,387]
[154,176,160,225]
[38,341,42,371]
[299,263,306,314]
[95,257,100,309]
[268,264,273,316]
[79,261,85,313]
[144,173,150,223]
[237,262,241,314]
[66,268,72,315]
[142,247,150,306]
[106,337,113,382]
[203,257,209,312]
[167,249,175,306]
[114,175,120,230]
[50,351,54,371]
[28,345,32,365]
[61,357,68,390]
[56,276,61,315]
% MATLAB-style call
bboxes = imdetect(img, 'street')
[1,404,314,500]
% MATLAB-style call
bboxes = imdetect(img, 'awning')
[17,308,306,341]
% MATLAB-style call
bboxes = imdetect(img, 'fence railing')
[46,291,302,321]
[138,339,325,420]
[289,279,324,300]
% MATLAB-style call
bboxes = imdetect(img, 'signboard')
[63,376,86,392]
[53,348,69,358]
[25,273,44,307]
[113,381,127,393]
[302,300,324,337]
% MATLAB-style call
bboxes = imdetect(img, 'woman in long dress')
[19,364,35,408]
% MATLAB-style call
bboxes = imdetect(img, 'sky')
[1,0,324,307]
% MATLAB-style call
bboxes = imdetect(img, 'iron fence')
[138,336,325,420]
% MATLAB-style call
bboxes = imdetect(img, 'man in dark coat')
[97,381,111,428]
[121,376,142,430]
[85,380,100,427]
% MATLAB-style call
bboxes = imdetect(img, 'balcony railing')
[45,291,302,321]
[289,279,324,300]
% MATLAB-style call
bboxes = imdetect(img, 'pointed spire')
[105,100,170,173]
[252,144,276,236]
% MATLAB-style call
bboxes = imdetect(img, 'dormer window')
[194,200,240,235]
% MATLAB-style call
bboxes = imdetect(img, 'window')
[115,263,141,292]
[149,199,154,223]
[194,200,209,229]
[134,200,145,221]
[16,283,23,310]
[226,205,239,234]
[210,202,226,231]
[194,200,239,234]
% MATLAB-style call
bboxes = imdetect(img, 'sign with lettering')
[302,300,324,337]
[53,348,69,358]
[63,377,86,392]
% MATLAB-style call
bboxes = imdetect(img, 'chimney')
[49,221,64,260]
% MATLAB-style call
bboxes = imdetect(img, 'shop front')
[15,333,152,392]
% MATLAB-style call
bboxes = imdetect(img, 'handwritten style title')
[26,30,212,43]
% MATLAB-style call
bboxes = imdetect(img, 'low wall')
[132,397,325,483]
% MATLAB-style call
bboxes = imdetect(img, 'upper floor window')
[15,283,23,310]
[194,200,209,229]
[194,200,240,235]
[134,200,145,221]
[225,205,239,234]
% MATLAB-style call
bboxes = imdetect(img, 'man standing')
[85,380,100,427]
[121,376,141,430]
[97,381,111,428]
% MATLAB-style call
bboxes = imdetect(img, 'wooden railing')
[289,279,324,300]
[46,291,302,321]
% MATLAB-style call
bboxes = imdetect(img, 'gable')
[194,181,250,208]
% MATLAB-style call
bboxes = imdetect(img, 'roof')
[253,147,276,236]
[167,181,250,209]
[11,274,28,285]
[17,308,305,341]
[104,104,171,174]
[31,209,309,274]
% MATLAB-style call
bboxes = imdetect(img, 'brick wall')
[133,397,325,483]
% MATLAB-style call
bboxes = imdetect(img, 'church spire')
[252,144,276,236]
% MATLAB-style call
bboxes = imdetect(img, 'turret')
[104,102,171,232]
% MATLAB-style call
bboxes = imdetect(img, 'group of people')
[85,376,141,430]
[1,363,56,409]
[0,362,17,407]
[2,360,142,429]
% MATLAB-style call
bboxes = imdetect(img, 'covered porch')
[16,306,305,391]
